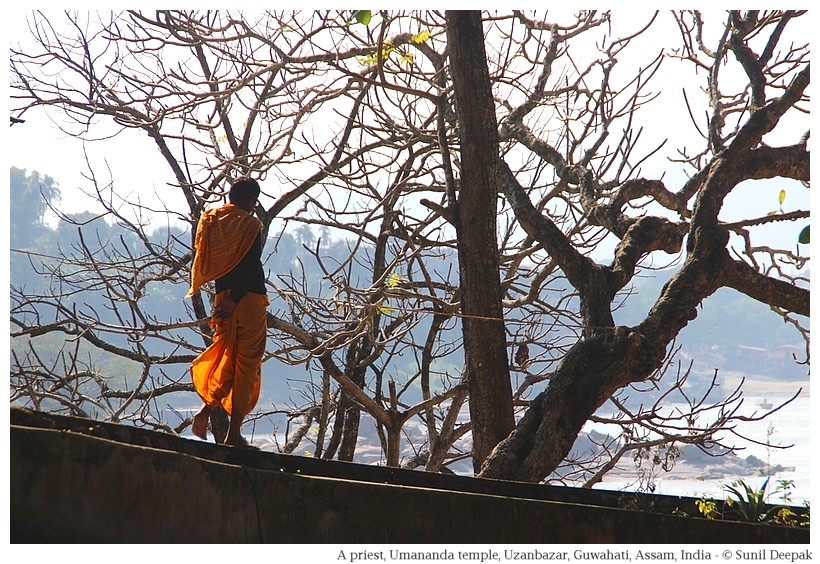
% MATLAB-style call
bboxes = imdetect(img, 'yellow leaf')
[779,189,786,206]
[411,30,431,44]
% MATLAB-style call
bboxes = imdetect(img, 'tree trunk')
[323,358,365,462]
[479,327,666,481]
[446,10,515,472]
[480,62,810,481]
[337,361,365,461]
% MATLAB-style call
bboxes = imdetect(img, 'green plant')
[773,478,795,504]
[724,478,788,523]
[693,479,809,527]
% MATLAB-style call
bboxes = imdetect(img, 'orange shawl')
[185,204,262,298]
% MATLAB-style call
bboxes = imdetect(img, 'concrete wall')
[10,408,809,544]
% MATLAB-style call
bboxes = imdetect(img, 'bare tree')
[10,10,476,468]
[477,10,809,481]
[10,10,809,486]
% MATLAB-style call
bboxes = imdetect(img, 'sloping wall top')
[10,407,809,544]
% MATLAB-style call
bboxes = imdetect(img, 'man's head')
[229,178,261,212]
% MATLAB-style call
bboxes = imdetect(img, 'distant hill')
[614,268,809,381]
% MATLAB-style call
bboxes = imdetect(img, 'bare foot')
[225,434,250,447]
[192,406,211,440]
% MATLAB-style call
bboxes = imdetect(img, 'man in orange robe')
[186,178,269,446]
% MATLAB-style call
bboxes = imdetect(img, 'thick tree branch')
[722,259,809,317]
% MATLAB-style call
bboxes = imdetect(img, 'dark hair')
[228,178,261,206]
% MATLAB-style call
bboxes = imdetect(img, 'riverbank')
[720,371,809,398]
[595,382,811,504]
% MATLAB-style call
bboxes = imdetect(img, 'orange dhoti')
[191,291,269,419]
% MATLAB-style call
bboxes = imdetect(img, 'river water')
[181,391,813,505]
[588,394,812,505]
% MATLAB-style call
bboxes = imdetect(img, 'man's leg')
[192,403,214,440]
[224,411,247,446]
[223,294,267,446]
[190,294,237,443]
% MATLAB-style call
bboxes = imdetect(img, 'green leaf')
[779,189,787,206]
[798,225,810,244]
[351,10,372,25]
